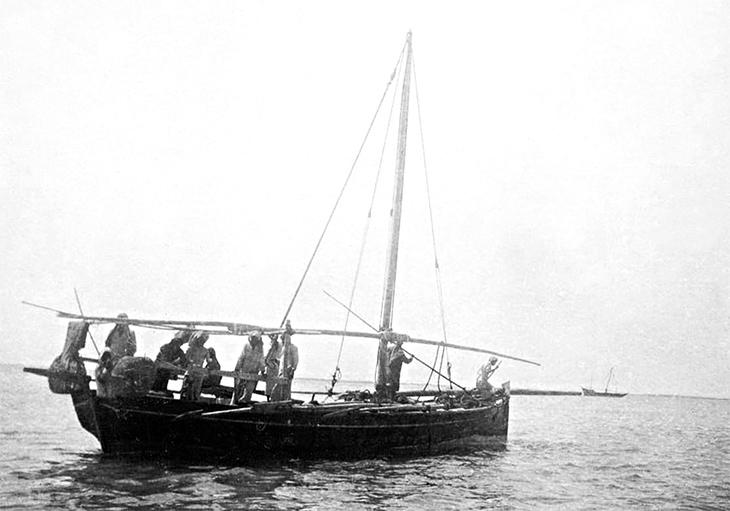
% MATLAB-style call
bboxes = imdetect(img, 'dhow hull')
[71,391,509,460]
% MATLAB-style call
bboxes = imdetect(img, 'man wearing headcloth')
[104,313,137,364]
[476,356,500,395]
[386,338,412,396]
[271,320,299,401]
[181,331,209,401]
[263,333,282,401]
[151,330,190,392]
[231,333,265,404]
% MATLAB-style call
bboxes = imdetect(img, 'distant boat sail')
[581,367,627,398]
[23,32,540,461]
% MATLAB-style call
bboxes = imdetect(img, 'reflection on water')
[9,446,513,510]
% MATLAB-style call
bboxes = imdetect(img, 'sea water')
[1,365,728,510]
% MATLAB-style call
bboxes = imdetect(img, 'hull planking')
[71,390,509,460]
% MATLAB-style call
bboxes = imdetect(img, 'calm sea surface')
[1,365,728,510]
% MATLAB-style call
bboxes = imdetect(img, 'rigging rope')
[411,53,453,391]
[328,50,404,394]
[278,41,408,329]
[74,288,100,356]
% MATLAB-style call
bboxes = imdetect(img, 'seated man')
[151,330,189,392]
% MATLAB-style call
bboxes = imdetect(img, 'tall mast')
[604,367,614,393]
[376,32,413,390]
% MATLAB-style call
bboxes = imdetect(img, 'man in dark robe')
[105,313,137,364]
[151,330,189,392]
[201,347,222,389]
[386,339,412,396]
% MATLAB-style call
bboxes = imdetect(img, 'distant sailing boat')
[23,32,540,460]
[582,367,627,398]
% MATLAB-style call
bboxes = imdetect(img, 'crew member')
[151,330,189,392]
[95,349,114,397]
[231,333,265,404]
[181,331,209,401]
[201,347,222,389]
[272,320,298,401]
[105,313,137,363]
[476,356,500,394]
[263,333,282,401]
[386,338,412,396]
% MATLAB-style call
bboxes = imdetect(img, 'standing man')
[231,333,265,404]
[182,331,209,401]
[105,313,137,363]
[272,320,299,401]
[476,357,500,395]
[263,333,282,401]
[386,339,412,398]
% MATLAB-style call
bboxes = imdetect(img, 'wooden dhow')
[24,33,539,461]
[581,368,627,398]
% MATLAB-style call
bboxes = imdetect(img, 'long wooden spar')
[23,301,541,367]
[295,328,541,366]
[22,301,264,330]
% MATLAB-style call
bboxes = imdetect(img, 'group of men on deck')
[96,314,298,404]
[229,321,299,403]
[94,314,499,403]
[152,329,223,401]
[153,322,299,404]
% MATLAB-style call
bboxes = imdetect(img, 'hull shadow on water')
[10,439,509,509]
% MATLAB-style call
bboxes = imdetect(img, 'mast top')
[379,31,413,332]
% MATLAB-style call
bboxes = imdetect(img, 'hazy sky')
[2,1,728,399]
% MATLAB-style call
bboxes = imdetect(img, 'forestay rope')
[328,49,405,394]
[411,54,453,391]
[278,41,408,329]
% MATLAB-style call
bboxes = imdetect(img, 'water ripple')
[1,371,728,509]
